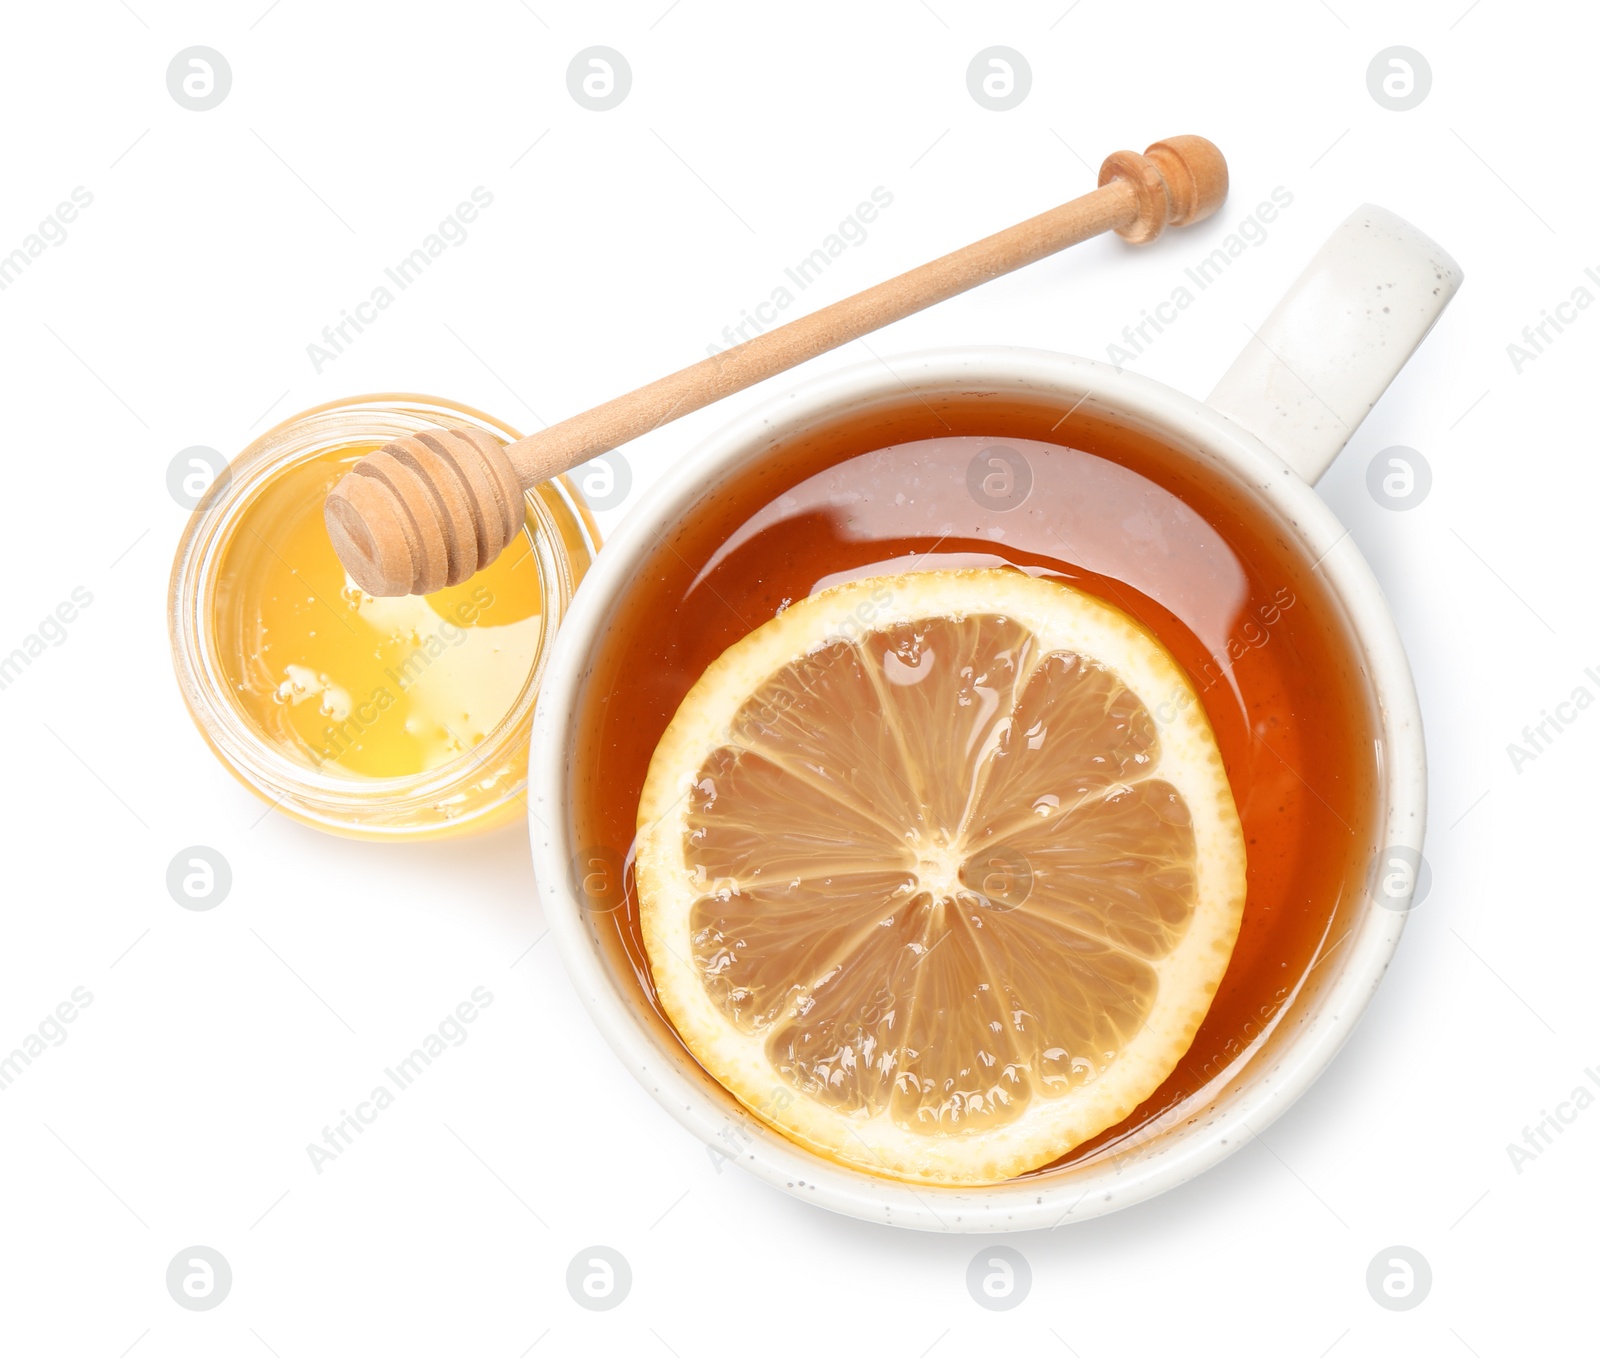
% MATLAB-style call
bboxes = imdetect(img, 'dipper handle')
[326,135,1227,596]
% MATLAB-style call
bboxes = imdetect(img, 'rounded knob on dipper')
[1099,135,1229,243]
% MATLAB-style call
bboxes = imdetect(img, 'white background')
[1,1,1594,1354]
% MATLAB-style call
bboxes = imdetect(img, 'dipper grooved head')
[324,427,523,597]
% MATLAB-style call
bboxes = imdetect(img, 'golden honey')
[213,446,543,779]
[169,395,599,839]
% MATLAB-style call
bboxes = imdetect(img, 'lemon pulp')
[636,569,1247,1185]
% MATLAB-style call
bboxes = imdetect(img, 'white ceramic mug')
[529,205,1461,1231]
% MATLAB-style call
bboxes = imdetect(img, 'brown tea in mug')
[569,391,1381,1173]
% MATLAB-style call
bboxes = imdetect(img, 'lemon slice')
[636,568,1245,1185]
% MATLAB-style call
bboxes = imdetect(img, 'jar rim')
[168,392,598,838]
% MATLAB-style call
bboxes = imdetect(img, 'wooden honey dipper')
[325,135,1227,596]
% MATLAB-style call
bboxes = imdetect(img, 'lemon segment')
[636,568,1246,1186]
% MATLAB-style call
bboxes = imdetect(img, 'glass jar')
[168,394,599,839]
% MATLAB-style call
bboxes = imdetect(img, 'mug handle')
[1205,204,1463,485]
